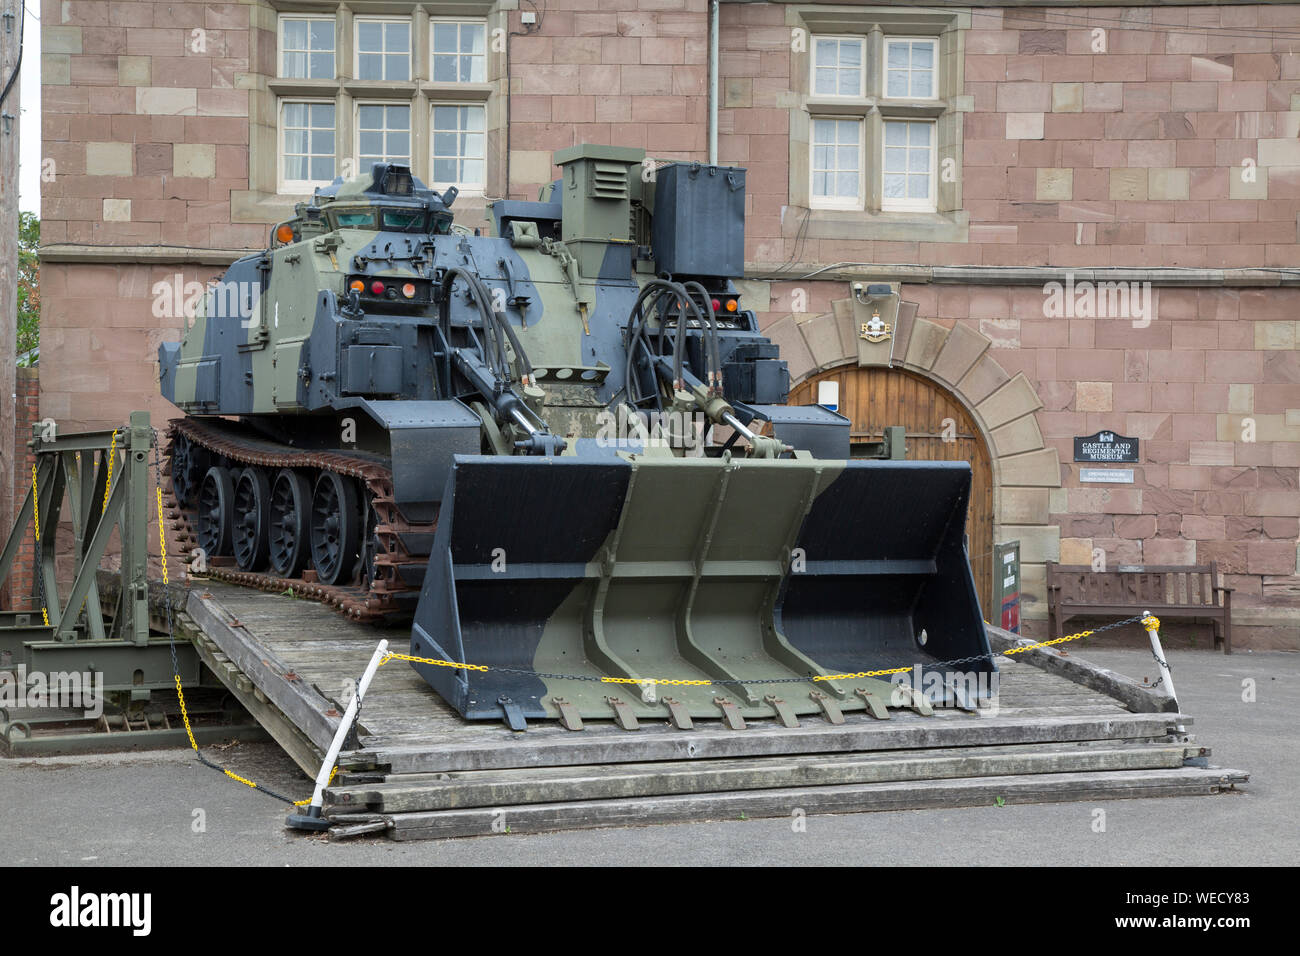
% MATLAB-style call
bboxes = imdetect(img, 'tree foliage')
[17,211,39,363]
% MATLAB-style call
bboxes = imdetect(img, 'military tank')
[159,145,992,729]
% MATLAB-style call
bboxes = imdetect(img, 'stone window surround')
[783,4,972,245]
[235,0,506,226]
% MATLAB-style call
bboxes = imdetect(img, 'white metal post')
[289,638,389,828]
[1142,611,1184,733]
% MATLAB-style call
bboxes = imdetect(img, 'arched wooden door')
[790,365,995,617]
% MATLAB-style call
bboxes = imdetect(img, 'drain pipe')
[708,0,719,165]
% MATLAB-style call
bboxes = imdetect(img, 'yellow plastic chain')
[102,430,117,515]
[30,464,49,626]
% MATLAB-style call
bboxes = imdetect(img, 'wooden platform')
[175,581,1248,841]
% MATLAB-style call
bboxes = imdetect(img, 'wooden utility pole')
[0,1,20,557]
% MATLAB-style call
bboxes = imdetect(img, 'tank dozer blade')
[408,450,994,728]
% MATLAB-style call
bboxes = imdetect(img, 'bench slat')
[1046,561,1231,654]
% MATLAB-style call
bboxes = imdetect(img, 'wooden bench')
[1046,562,1233,654]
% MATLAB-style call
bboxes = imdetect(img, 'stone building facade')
[38,0,1300,645]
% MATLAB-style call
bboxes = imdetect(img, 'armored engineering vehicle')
[159,145,992,729]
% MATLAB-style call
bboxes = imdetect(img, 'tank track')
[163,418,436,625]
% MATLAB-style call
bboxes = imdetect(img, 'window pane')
[813,170,829,196]
[837,69,858,96]
[814,38,836,67]
[311,104,334,125]
[310,52,334,79]
[432,56,458,82]
[910,123,931,146]
[310,156,335,181]
[283,102,305,126]
[389,22,410,49]
[359,131,383,155]
[432,132,458,155]
[312,130,334,154]
[836,170,857,197]
[887,70,907,97]
[284,155,308,181]
[908,149,929,172]
[284,20,307,48]
[908,175,929,199]
[283,51,306,78]
[389,132,410,158]
[884,174,905,198]
[913,41,935,69]
[463,159,484,184]
[463,23,485,54]
[284,129,308,153]
[433,24,457,53]
[814,68,836,95]
[914,72,933,97]
[884,147,906,172]
[434,158,458,181]
[358,105,381,127]
[837,144,858,168]
[884,122,906,146]
[358,23,382,52]
[386,54,408,81]
[310,20,333,51]
[840,40,862,67]
[887,43,908,69]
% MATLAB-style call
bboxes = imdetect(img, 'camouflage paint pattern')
[158,148,993,727]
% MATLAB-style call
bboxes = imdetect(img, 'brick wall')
[37,261,222,432]
[42,1,259,250]
[721,3,1300,269]
[506,0,711,197]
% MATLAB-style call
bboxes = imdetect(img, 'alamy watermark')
[152,274,262,327]
[593,406,710,454]
[0,666,104,719]
[1042,272,1153,328]
[49,886,151,936]
[891,664,1000,715]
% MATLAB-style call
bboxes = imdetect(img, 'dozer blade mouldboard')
[408,451,993,728]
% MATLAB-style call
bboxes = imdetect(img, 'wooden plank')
[185,589,342,751]
[178,610,324,775]
[365,711,1190,774]
[381,767,1250,841]
[986,625,1178,713]
[326,742,1196,813]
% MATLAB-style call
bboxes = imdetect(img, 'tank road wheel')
[268,469,312,577]
[196,466,234,557]
[171,434,208,508]
[232,467,272,571]
[310,472,361,586]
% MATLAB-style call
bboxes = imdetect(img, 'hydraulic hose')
[682,279,720,387]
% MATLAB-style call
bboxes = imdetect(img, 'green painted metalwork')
[0,411,199,693]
